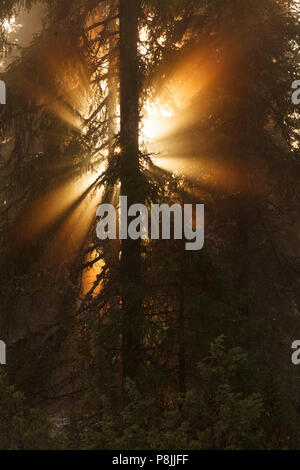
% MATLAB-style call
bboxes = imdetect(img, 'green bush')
[0,369,50,450]
[58,337,265,450]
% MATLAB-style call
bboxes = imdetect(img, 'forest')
[0,0,300,451]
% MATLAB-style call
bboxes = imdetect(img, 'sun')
[141,98,175,143]
[2,16,21,34]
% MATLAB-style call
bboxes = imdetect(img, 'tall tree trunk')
[236,114,250,317]
[107,0,118,153]
[119,0,143,382]
[177,238,186,396]
[178,282,186,396]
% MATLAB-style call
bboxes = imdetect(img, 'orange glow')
[142,99,174,142]
[42,181,101,266]
[11,172,99,249]
[142,44,225,145]
[9,36,90,130]
[141,43,237,189]
[80,249,104,299]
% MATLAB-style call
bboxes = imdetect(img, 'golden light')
[2,16,20,34]
[139,26,150,56]
[140,43,232,182]
[9,36,91,130]
[142,99,174,142]
[42,176,103,266]
[80,249,104,300]
[11,171,101,250]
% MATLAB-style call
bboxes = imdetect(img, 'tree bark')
[119,0,143,382]
[107,0,118,153]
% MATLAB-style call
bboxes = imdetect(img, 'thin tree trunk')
[178,281,186,396]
